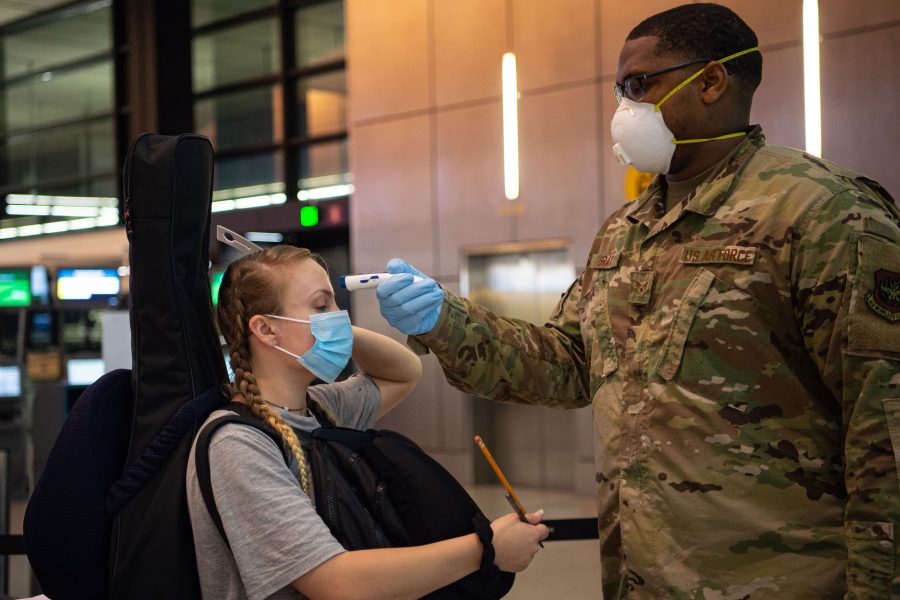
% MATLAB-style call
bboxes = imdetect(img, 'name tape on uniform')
[680,246,757,266]
[589,252,621,269]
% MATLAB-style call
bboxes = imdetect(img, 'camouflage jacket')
[415,127,900,598]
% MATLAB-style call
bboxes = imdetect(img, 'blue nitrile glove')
[375,258,444,336]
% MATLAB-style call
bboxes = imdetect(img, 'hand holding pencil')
[474,435,546,548]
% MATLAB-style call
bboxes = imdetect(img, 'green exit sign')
[300,205,319,227]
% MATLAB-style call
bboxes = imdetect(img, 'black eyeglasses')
[614,58,711,103]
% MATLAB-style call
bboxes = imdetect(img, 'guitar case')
[113,133,226,598]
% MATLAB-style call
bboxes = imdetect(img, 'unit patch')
[866,269,900,322]
[680,246,757,266]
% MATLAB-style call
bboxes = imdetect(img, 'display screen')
[211,271,224,306]
[66,358,105,386]
[0,365,21,397]
[0,269,31,307]
[60,310,103,353]
[0,313,19,357]
[56,269,120,303]
[28,312,55,348]
[31,266,50,305]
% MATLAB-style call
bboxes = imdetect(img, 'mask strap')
[217,225,263,255]
[654,47,759,111]
[264,313,312,324]
[273,344,302,360]
[673,131,748,145]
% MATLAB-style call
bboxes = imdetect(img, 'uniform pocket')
[655,269,716,380]
[846,520,894,598]
[885,398,900,497]
[654,269,761,411]
[581,268,619,393]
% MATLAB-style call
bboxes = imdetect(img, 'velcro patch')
[849,234,900,354]
[589,252,621,270]
[680,246,757,266]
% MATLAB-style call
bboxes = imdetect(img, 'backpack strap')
[306,397,332,428]
[194,404,291,547]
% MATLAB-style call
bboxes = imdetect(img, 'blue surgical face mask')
[265,310,353,383]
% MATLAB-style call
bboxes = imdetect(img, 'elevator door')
[464,244,590,491]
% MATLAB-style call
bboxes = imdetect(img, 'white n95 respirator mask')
[611,98,678,175]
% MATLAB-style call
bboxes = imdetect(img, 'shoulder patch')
[849,234,900,354]
[866,269,900,322]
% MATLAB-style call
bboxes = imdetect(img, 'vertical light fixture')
[802,0,822,156]
[502,52,520,200]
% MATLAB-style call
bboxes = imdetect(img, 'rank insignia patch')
[628,270,655,305]
[866,268,900,321]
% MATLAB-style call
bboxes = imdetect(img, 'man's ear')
[248,315,278,346]
[699,61,729,104]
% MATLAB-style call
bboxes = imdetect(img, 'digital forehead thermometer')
[339,273,423,291]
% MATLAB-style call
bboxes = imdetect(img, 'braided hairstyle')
[216,245,339,496]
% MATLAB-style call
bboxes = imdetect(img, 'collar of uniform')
[682,125,766,217]
[626,125,766,225]
[625,175,666,224]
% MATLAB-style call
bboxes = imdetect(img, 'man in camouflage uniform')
[375,4,900,598]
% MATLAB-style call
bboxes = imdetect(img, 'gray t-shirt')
[186,374,382,600]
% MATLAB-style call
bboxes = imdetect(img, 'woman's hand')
[490,510,549,572]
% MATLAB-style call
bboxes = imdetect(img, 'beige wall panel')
[346,0,430,121]
[749,45,804,150]
[574,407,596,497]
[710,0,801,47]
[435,102,507,276]
[376,354,443,447]
[821,26,900,196]
[350,114,435,275]
[575,461,598,498]
[433,0,506,107]
[820,0,900,34]
[518,85,602,265]
[440,382,474,452]
[597,0,681,77]
[513,0,596,91]
[543,409,581,489]
[487,402,547,488]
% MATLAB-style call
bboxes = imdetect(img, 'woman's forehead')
[283,259,333,299]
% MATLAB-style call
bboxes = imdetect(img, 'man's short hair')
[627,3,762,90]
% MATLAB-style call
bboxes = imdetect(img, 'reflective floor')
[7,485,601,599]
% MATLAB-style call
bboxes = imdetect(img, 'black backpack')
[23,372,222,600]
[195,403,516,599]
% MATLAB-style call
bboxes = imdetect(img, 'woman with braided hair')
[186,245,548,600]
